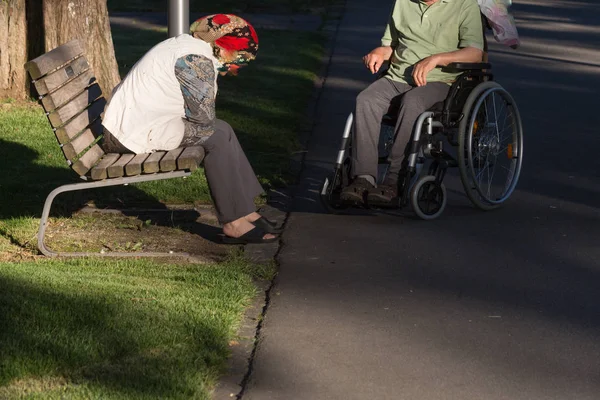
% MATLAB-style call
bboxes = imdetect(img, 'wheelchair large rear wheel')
[458,82,524,210]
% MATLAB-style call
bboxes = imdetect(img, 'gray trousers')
[353,77,450,183]
[202,120,264,223]
[102,119,264,224]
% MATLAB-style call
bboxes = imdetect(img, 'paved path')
[243,0,600,399]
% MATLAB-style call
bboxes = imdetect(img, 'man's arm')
[431,47,484,67]
[363,46,394,74]
[413,0,484,86]
[364,3,398,74]
[412,46,483,87]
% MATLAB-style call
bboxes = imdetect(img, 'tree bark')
[42,0,121,98]
[0,0,28,100]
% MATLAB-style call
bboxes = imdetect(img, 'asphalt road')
[243,1,600,399]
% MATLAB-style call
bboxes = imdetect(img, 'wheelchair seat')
[383,62,493,128]
[429,62,494,127]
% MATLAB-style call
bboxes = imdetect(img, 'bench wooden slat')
[55,99,105,143]
[159,148,184,172]
[35,57,90,96]
[107,154,135,178]
[25,40,84,80]
[62,131,97,161]
[143,151,165,174]
[90,153,121,180]
[71,144,104,176]
[40,70,95,112]
[125,153,150,176]
[177,146,205,171]
[48,84,102,128]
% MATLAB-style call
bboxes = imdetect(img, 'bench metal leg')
[38,171,199,259]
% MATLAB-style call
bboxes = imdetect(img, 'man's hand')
[363,46,393,74]
[412,55,440,87]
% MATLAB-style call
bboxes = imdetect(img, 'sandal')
[222,226,278,244]
[251,217,283,234]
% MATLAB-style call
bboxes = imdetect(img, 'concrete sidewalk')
[243,1,398,398]
[241,0,600,399]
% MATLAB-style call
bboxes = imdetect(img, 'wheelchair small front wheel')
[410,175,447,220]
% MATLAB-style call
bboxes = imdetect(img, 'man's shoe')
[367,182,398,207]
[340,177,374,205]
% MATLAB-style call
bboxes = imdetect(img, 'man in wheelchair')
[340,0,485,207]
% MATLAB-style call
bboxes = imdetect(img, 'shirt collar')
[420,0,454,4]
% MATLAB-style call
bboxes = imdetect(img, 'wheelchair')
[320,61,524,220]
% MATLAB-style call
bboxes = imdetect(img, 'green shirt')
[381,0,484,85]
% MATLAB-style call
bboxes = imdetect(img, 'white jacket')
[102,35,219,154]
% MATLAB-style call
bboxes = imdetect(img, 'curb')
[211,3,347,398]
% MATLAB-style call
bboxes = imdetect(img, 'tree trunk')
[42,0,120,98]
[0,0,28,100]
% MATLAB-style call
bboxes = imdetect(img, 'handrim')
[458,81,524,210]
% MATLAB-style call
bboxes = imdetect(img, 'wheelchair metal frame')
[321,62,523,219]
[398,65,493,205]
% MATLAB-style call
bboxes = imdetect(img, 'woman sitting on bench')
[101,14,279,244]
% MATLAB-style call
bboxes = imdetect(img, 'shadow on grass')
[0,139,225,245]
[0,271,227,397]
[0,139,168,220]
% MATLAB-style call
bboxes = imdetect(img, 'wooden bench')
[25,39,205,258]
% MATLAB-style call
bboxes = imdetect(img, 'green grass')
[0,254,275,399]
[108,0,339,14]
[0,26,325,247]
[0,16,325,399]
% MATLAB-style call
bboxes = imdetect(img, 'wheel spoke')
[487,152,498,198]
[460,84,523,208]
[475,160,490,180]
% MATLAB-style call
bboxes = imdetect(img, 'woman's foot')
[223,213,277,244]
[243,212,282,234]
[243,212,263,223]
[221,226,278,244]
[223,217,276,241]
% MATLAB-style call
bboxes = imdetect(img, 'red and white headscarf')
[190,14,259,74]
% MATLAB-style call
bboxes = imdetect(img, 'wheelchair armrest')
[443,62,492,71]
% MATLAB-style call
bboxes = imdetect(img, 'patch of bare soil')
[0,376,70,398]
[43,207,232,262]
[0,246,39,263]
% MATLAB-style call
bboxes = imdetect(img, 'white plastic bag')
[477,0,520,49]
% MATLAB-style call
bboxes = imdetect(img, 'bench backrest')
[25,40,106,178]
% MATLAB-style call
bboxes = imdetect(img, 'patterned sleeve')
[174,54,216,146]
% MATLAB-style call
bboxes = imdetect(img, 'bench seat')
[89,146,205,180]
